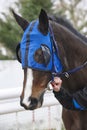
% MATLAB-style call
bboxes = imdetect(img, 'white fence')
[0,61,63,130]
[0,87,63,130]
[0,87,59,115]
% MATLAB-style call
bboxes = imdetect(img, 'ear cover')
[41,44,51,66]
[39,9,49,35]
[16,43,21,63]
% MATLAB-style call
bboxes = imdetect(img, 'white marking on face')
[22,68,33,107]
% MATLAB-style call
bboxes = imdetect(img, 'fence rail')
[0,87,59,115]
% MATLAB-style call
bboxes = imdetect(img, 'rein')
[52,61,87,78]
[49,23,87,79]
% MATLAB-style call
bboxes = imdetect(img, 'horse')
[12,9,87,130]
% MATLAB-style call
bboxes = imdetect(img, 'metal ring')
[65,72,69,78]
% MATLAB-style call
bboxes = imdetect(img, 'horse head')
[13,9,59,110]
[13,7,87,112]
[13,8,87,130]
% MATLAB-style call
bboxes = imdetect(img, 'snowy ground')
[0,60,64,130]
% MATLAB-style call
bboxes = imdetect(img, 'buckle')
[65,72,69,78]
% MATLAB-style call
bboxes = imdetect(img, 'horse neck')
[53,22,87,71]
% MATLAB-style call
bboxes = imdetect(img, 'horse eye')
[34,48,45,64]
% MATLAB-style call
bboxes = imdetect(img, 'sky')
[0,0,87,12]
[0,0,18,12]
[0,0,87,18]
[0,0,18,18]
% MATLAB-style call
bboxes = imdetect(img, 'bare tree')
[53,0,87,35]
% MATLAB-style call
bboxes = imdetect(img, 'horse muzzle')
[20,97,38,110]
[20,91,45,110]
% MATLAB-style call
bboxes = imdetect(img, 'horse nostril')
[27,97,38,110]
[20,96,38,110]
[30,97,38,105]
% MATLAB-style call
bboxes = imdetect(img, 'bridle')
[52,61,87,78]
[45,21,87,91]
[49,21,87,79]
[16,20,87,80]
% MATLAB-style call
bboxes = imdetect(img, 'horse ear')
[39,9,49,35]
[12,9,29,31]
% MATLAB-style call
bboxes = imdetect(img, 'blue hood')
[20,20,62,73]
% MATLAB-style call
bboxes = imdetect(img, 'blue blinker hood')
[20,20,62,73]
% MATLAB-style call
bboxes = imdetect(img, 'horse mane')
[49,16,87,92]
[49,15,87,44]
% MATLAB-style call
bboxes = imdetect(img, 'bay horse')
[12,9,87,130]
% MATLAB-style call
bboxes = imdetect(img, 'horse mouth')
[20,98,43,110]
[20,90,45,110]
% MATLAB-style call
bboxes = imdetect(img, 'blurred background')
[0,0,87,130]
[0,0,87,60]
